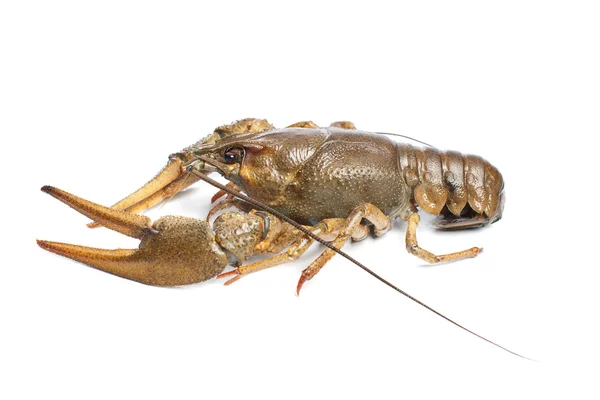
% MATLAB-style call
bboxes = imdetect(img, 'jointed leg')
[217,218,370,285]
[205,199,252,222]
[265,217,369,254]
[210,182,242,204]
[329,121,356,130]
[405,213,482,263]
[296,203,391,293]
[287,120,357,130]
[287,121,319,128]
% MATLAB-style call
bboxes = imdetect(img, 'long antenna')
[189,168,530,360]
[372,131,434,148]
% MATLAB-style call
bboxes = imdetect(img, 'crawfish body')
[196,127,504,230]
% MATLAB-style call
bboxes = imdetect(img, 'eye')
[224,147,244,164]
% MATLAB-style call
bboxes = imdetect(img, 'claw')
[296,274,308,296]
[42,186,155,238]
[88,118,274,228]
[39,186,228,286]
[87,158,199,228]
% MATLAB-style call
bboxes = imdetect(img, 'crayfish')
[38,119,524,358]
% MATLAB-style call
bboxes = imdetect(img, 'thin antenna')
[372,131,434,148]
[190,168,530,360]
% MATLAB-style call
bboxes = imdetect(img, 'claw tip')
[41,185,54,194]
[296,275,307,296]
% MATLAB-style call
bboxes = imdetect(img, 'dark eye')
[224,147,244,164]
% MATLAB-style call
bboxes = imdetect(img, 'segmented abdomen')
[396,144,504,218]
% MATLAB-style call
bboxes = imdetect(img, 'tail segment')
[397,144,504,230]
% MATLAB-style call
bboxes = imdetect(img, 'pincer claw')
[87,156,202,228]
[38,186,228,286]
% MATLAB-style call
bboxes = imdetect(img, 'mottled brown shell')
[212,212,265,263]
[194,127,503,230]
[138,216,229,285]
[398,144,504,222]
[209,129,411,225]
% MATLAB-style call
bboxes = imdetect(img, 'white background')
[2,1,599,399]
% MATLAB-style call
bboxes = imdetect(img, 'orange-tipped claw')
[39,186,228,286]
[105,158,185,210]
[296,275,308,296]
[87,157,200,228]
[37,239,152,283]
[87,118,275,229]
[42,186,155,238]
